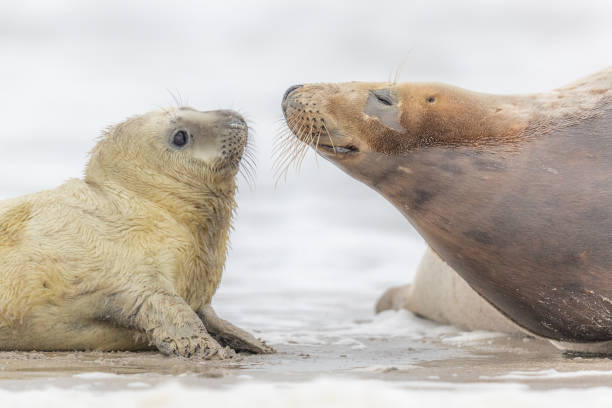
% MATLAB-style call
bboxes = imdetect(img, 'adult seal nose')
[282,84,303,117]
[282,84,303,103]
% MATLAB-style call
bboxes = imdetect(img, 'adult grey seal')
[281,68,612,352]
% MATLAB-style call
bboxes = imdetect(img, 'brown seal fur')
[0,107,272,358]
[282,68,612,344]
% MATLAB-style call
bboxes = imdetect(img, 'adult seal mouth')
[281,68,612,348]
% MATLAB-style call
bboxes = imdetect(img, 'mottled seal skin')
[0,107,273,358]
[282,68,612,344]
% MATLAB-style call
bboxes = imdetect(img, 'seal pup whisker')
[165,88,188,109]
[238,133,257,189]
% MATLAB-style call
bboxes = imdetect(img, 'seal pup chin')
[280,68,612,352]
[0,107,272,358]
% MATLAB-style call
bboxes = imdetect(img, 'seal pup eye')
[427,96,436,103]
[171,130,189,148]
[371,90,394,106]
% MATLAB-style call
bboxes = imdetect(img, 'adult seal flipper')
[281,68,612,348]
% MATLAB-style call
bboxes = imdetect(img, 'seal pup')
[281,68,612,352]
[0,107,272,358]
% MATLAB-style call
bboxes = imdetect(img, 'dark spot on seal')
[412,189,434,208]
[463,229,493,245]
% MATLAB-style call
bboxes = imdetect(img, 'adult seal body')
[0,107,272,358]
[281,68,612,350]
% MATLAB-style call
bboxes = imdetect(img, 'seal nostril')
[283,84,303,103]
[229,116,247,130]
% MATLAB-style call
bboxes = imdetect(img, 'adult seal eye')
[371,90,393,106]
[172,130,189,147]
[376,95,392,106]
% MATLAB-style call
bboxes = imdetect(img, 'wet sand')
[1,327,611,391]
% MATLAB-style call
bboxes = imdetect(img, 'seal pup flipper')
[375,284,412,313]
[376,247,523,334]
[106,291,233,359]
[198,304,275,354]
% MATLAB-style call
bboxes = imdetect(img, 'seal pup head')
[86,107,250,200]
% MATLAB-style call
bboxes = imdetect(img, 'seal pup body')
[0,108,272,357]
[282,68,612,348]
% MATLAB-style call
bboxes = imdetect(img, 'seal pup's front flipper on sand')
[103,290,232,359]
[281,67,612,352]
[198,304,274,354]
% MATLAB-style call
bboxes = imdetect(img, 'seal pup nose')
[218,110,247,130]
[229,116,247,130]
[283,84,303,103]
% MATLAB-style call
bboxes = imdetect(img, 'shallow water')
[1,0,612,406]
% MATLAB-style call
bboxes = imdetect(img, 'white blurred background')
[0,0,611,359]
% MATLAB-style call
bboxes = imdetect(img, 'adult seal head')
[281,68,612,348]
[0,107,272,358]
